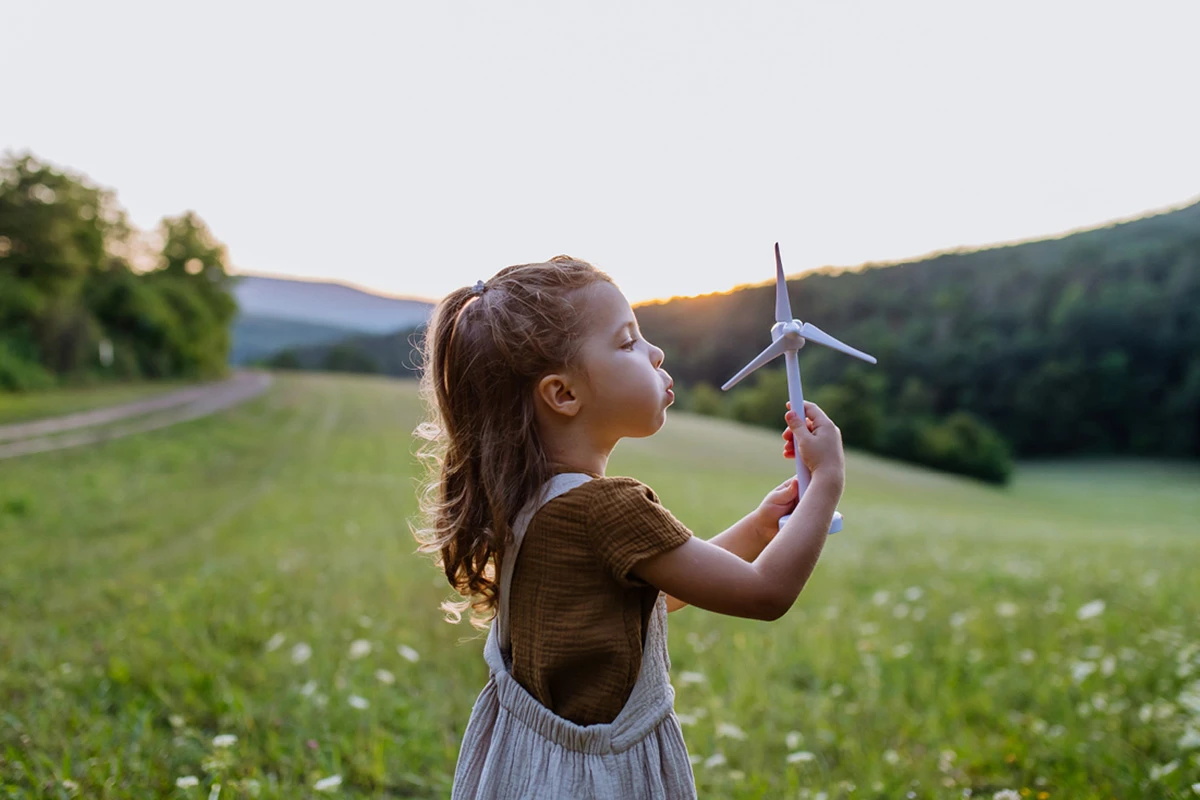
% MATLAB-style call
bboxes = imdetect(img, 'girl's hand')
[783,400,845,486]
[753,476,799,540]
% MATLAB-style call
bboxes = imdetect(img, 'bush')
[0,339,55,391]
[911,412,1013,484]
[682,381,726,417]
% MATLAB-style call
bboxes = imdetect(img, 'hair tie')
[471,280,487,296]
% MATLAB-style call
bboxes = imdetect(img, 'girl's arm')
[663,508,778,612]
[645,401,844,620]
[638,472,842,620]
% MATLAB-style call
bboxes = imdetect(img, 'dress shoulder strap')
[495,472,593,657]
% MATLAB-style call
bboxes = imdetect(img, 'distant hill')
[636,198,1200,462]
[231,275,433,333]
[230,315,363,366]
[264,326,424,378]
[229,275,434,365]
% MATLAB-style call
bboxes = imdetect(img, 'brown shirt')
[508,473,693,726]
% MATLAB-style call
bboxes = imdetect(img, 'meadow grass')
[0,380,201,426]
[0,373,1197,798]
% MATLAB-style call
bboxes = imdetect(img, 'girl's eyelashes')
[621,337,639,351]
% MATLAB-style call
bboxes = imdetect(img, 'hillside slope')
[636,199,1200,459]
[232,274,433,333]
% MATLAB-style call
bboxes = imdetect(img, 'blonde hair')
[412,256,613,628]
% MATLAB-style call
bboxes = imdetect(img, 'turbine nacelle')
[771,320,807,346]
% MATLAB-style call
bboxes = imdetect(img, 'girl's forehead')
[576,282,634,333]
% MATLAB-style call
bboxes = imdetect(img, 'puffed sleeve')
[586,477,693,588]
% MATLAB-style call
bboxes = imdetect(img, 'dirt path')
[0,371,272,460]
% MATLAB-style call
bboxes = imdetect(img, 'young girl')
[413,256,845,799]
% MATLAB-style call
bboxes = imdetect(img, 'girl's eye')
[621,338,638,350]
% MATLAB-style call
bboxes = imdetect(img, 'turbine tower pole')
[783,347,811,498]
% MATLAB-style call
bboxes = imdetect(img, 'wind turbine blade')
[721,338,790,391]
[775,243,792,324]
[798,322,878,364]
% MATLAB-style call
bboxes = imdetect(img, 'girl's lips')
[666,388,675,402]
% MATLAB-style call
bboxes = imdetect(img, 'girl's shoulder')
[558,474,662,505]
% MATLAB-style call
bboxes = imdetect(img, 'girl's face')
[574,281,674,440]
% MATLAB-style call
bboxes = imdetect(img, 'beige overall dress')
[451,473,697,799]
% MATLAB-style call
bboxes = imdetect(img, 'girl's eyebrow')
[611,320,636,341]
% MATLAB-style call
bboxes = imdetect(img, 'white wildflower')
[264,632,286,652]
[348,639,372,659]
[678,671,706,686]
[883,749,900,765]
[291,642,313,664]
[211,734,237,748]
[904,586,923,602]
[688,754,702,765]
[348,694,369,710]
[1180,726,1200,750]
[1076,600,1106,621]
[1070,661,1097,684]
[676,713,697,726]
[374,668,395,685]
[912,607,927,621]
[716,722,747,740]
[892,603,910,619]
[787,750,815,764]
[313,774,342,792]
[704,752,726,768]
[785,730,803,750]
[176,776,200,789]
[1150,760,1178,780]
[358,615,373,627]
[169,714,186,728]
[1191,781,1200,795]
[1180,681,1200,715]
[1100,655,1116,677]
[300,680,318,697]
[397,644,420,663]
[993,791,1020,800]
[872,590,890,606]
[891,643,913,659]
[858,622,879,637]
[1018,649,1036,664]
[949,611,970,628]
[995,602,1019,618]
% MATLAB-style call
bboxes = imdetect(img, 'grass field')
[0,380,200,426]
[1,373,1197,799]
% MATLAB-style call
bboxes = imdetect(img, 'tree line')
[635,200,1200,483]
[0,152,236,391]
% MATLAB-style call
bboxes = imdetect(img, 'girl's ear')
[536,373,582,418]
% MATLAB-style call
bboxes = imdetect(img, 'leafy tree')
[0,151,237,388]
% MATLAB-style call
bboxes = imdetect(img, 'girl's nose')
[650,343,665,369]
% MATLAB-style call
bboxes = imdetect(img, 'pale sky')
[6,1,1198,304]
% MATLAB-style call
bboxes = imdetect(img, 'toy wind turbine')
[722,244,877,534]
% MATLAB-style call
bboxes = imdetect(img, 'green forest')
[5,150,1196,486]
[634,201,1200,483]
[0,152,236,391]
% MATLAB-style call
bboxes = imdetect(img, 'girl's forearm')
[751,473,842,615]
[664,510,774,611]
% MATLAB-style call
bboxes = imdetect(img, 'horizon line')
[231,192,1200,309]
